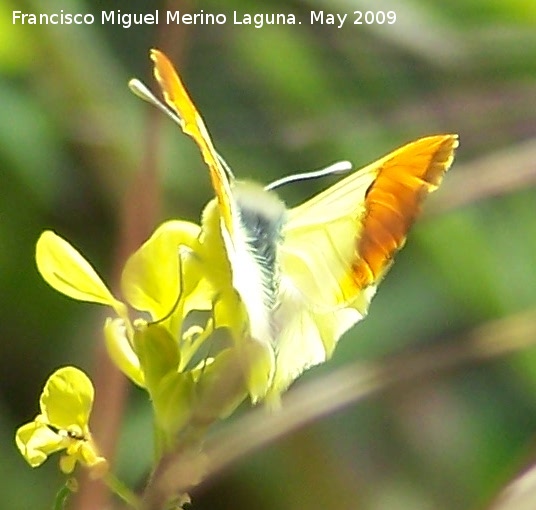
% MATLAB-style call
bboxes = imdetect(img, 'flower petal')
[104,318,145,387]
[240,340,275,403]
[121,220,201,320]
[36,231,126,316]
[79,441,108,478]
[16,421,66,467]
[59,453,77,474]
[39,367,94,430]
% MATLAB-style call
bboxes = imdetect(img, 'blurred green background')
[1,0,536,509]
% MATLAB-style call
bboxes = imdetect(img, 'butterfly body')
[220,182,286,347]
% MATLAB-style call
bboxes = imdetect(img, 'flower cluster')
[21,215,276,461]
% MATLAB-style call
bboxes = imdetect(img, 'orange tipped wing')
[282,134,458,309]
[270,135,458,395]
[150,49,235,237]
[347,135,457,291]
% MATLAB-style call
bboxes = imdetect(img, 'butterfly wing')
[270,135,458,394]
[150,49,236,238]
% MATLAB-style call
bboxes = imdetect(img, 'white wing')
[268,135,458,396]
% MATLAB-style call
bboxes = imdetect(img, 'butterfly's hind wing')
[270,135,458,395]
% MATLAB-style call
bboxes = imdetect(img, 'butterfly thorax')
[235,183,286,306]
[223,182,287,346]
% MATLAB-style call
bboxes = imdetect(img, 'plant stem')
[104,472,141,509]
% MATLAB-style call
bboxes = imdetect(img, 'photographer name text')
[12,9,397,29]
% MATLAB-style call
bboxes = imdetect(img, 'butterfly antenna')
[129,78,184,127]
[265,160,353,191]
[129,78,236,181]
[217,153,235,181]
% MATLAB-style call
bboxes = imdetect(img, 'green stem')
[53,480,76,510]
[104,472,141,509]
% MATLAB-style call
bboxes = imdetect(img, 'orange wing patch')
[150,49,235,236]
[349,135,458,290]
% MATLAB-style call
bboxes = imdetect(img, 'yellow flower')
[35,221,206,388]
[34,219,272,449]
[15,367,107,476]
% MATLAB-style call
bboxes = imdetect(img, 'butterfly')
[130,49,458,397]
